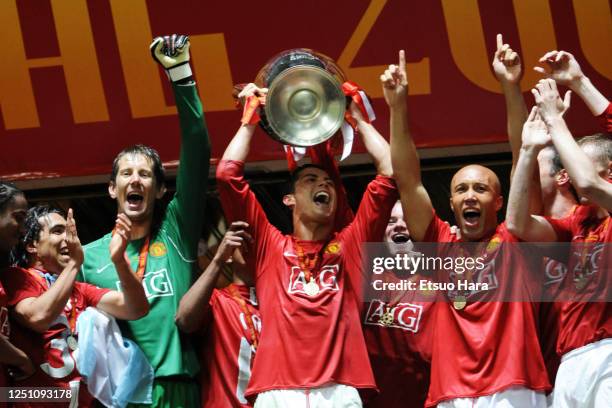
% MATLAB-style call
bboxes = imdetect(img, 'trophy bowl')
[255,49,347,147]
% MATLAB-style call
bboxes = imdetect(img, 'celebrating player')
[0,182,35,397]
[79,34,211,407]
[216,79,396,406]
[506,80,611,408]
[388,46,550,406]
[4,207,148,407]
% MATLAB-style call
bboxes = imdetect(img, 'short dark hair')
[110,144,166,188]
[578,133,612,165]
[288,164,328,193]
[12,206,65,268]
[0,181,24,214]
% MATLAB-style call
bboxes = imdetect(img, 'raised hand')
[534,51,584,87]
[381,50,408,108]
[531,79,572,125]
[65,209,83,266]
[109,213,132,264]
[492,34,522,84]
[237,83,268,103]
[213,221,253,264]
[150,34,192,82]
[521,106,551,149]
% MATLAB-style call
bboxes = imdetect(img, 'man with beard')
[79,34,211,407]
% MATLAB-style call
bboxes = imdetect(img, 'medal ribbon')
[227,284,259,350]
[292,238,331,283]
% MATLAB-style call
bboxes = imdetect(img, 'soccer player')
[0,182,34,399]
[216,79,396,406]
[175,221,257,407]
[388,48,550,406]
[4,207,149,407]
[506,80,611,408]
[534,50,611,210]
[79,34,211,407]
[362,200,434,408]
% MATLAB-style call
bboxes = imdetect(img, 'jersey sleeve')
[3,268,45,307]
[216,159,281,278]
[422,211,452,242]
[164,83,211,261]
[76,282,111,308]
[596,101,612,133]
[309,143,354,231]
[545,214,575,242]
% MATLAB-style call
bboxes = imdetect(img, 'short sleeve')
[3,268,45,306]
[76,282,111,308]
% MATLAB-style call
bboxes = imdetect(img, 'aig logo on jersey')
[116,269,174,299]
[288,265,340,296]
[364,300,423,333]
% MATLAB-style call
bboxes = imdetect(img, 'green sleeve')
[164,83,211,259]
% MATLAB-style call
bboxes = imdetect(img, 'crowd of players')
[0,33,610,408]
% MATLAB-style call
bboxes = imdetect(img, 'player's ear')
[495,194,503,212]
[156,183,167,199]
[108,181,117,199]
[283,194,296,209]
[556,169,570,187]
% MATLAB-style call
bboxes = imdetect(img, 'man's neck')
[31,261,53,275]
[543,191,576,219]
[292,218,333,242]
[232,264,252,287]
[129,218,152,240]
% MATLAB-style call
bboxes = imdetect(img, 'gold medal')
[380,308,394,326]
[453,295,466,310]
[575,275,588,290]
[67,335,78,351]
[304,278,320,297]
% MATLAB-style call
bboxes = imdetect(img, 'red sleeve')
[596,102,612,133]
[309,143,354,231]
[216,159,281,278]
[3,267,45,306]
[545,214,575,242]
[75,282,110,307]
[422,211,453,242]
[341,175,398,244]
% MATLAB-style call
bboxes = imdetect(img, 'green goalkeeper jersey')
[80,83,210,378]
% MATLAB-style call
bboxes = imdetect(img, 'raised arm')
[386,50,433,241]
[96,214,149,320]
[535,78,612,210]
[492,34,528,171]
[350,102,393,177]
[222,84,267,162]
[175,221,252,333]
[151,35,211,256]
[535,50,609,117]
[506,107,558,242]
[13,210,82,333]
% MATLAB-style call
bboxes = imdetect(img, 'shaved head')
[451,165,501,195]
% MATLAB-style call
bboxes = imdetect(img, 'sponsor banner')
[1,0,610,181]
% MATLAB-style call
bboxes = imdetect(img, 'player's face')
[450,166,502,241]
[385,201,413,254]
[577,145,612,204]
[288,168,337,224]
[109,153,163,222]
[32,213,71,274]
[0,194,27,253]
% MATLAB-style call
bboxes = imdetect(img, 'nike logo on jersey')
[96,262,114,274]
[283,251,297,258]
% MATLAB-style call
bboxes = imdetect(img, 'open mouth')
[127,192,144,208]
[391,233,411,244]
[462,208,481,226]
[59,247,70,256]
[313,191,330,206]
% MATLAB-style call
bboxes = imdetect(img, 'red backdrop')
[1,0,610,182]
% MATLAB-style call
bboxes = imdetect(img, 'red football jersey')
[363,273,434,408]
[201,285,261,407]
[3,267,109,408]
[546,204,612,356]
[217,160,397,400]
[423,215,550,406]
